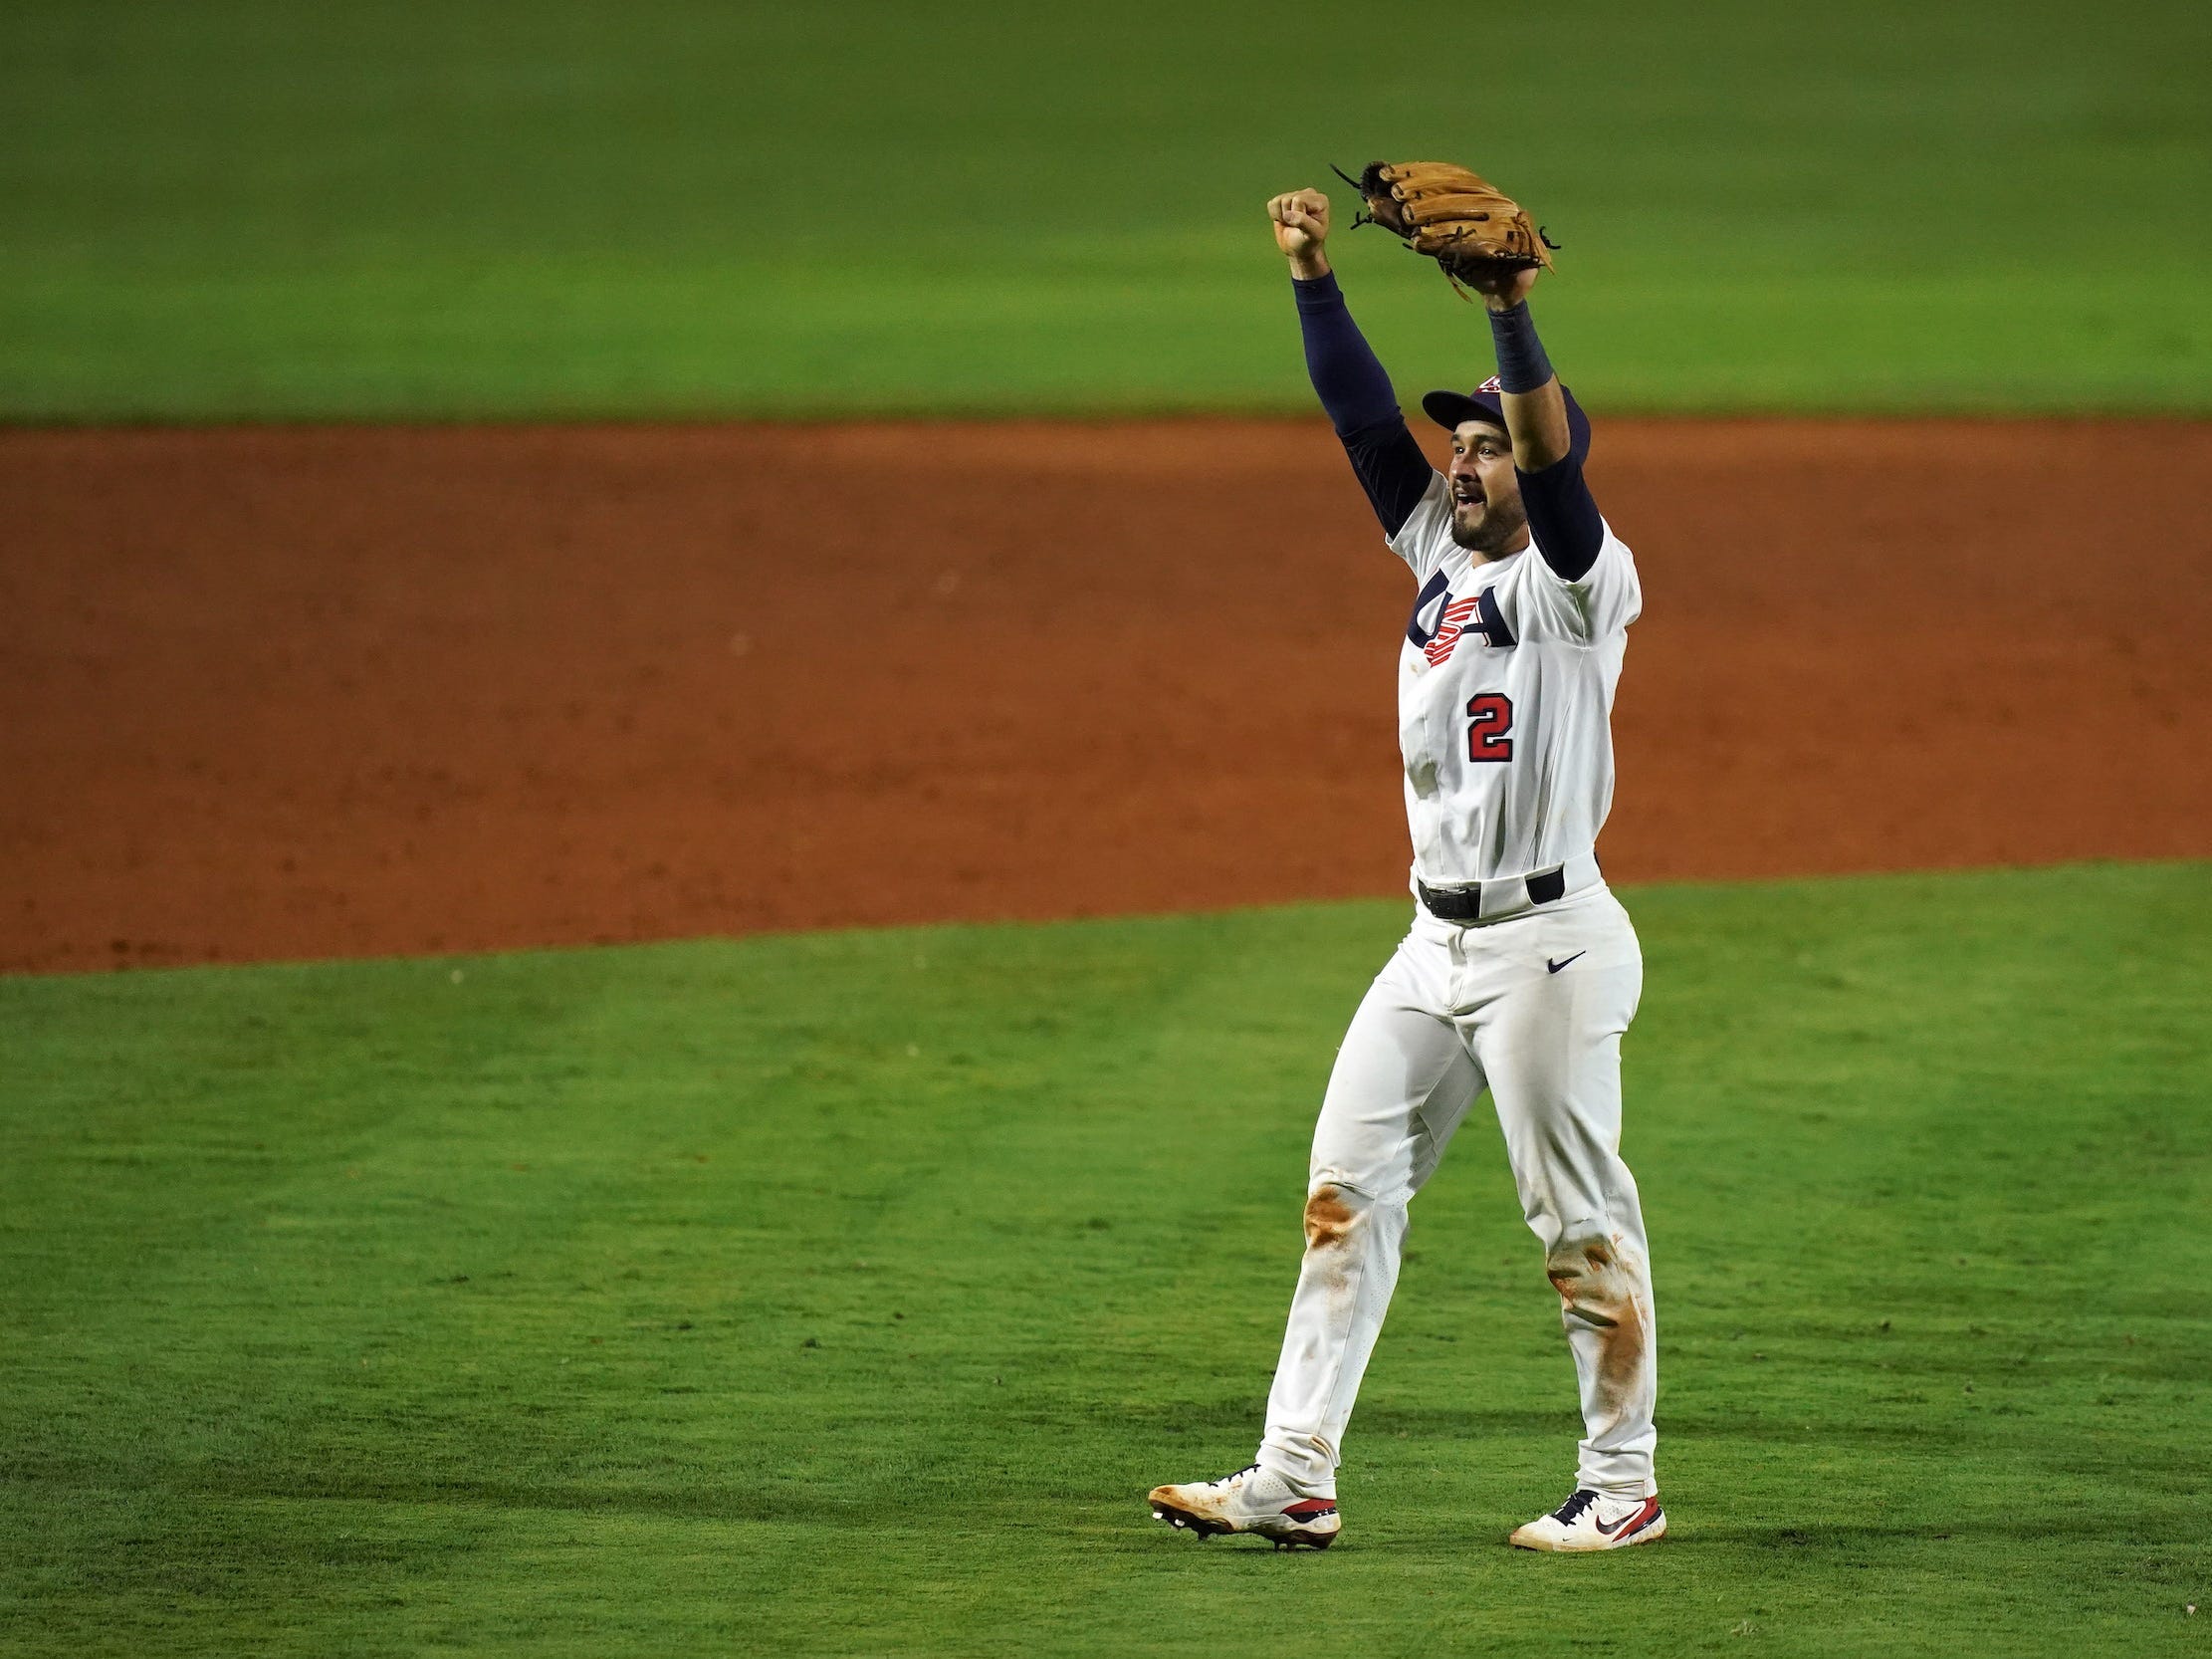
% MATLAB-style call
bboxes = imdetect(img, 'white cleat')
[1147,1464,1341,1549]
[1509,1488,1666,1552]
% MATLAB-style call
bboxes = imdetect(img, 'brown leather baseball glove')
[1336,161,1557,293]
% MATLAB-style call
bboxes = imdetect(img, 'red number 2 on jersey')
[1466,693,1515,762]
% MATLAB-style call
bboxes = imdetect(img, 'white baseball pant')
[1255,881,1659,1500]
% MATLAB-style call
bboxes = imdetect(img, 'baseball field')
[3,3,2208,1655]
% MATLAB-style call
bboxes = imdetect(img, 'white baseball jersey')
[1386,471,1642,889]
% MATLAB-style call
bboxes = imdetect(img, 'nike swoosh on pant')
[1546,952,1587,975]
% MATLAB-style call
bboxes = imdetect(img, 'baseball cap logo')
[1476,375,1504,393]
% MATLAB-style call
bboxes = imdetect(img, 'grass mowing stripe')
[2,863,2207,1655]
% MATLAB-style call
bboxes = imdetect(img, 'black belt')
[1419,864,1568,922]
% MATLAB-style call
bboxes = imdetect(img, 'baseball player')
[1147,179,1663,1553]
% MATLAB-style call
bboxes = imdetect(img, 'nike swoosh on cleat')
[1595,1501,1658,1538]
[1546,952,1587,975]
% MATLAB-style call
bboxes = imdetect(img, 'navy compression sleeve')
[1293,272,1434,536]
[1487,301,1605,581]
[1516,454,1606,582]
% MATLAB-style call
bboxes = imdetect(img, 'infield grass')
[3,0,2207,420]
[3,861,2209,1656]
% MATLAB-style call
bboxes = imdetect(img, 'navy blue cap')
[1421,377,1592,463]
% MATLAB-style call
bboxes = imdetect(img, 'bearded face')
[1447,421,1529,558]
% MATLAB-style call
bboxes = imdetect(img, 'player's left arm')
[1466,267,1605,584]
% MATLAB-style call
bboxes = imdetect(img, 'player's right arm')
[1267,189,1434,538]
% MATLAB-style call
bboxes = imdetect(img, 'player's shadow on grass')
[1676,1518,2104,1547]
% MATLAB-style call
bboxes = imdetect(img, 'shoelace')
[1550,1488,1600,1525]
[1213,1464,1259,1490]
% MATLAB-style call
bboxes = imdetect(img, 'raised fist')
[1267,189,1331,261]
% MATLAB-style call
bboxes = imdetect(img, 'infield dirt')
[5,419,2206,974]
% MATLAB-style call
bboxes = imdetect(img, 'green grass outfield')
[3,0,2207,421]
[3,861,2208,1656]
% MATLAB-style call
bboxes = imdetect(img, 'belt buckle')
[1420,881,1480,922]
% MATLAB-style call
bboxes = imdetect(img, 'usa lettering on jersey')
[1408,569,1518,665]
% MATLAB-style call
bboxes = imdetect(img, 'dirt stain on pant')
[1304,1185,1355,1249]
[1302,1184,1362,1304]
[1546,1234,1648,1435]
